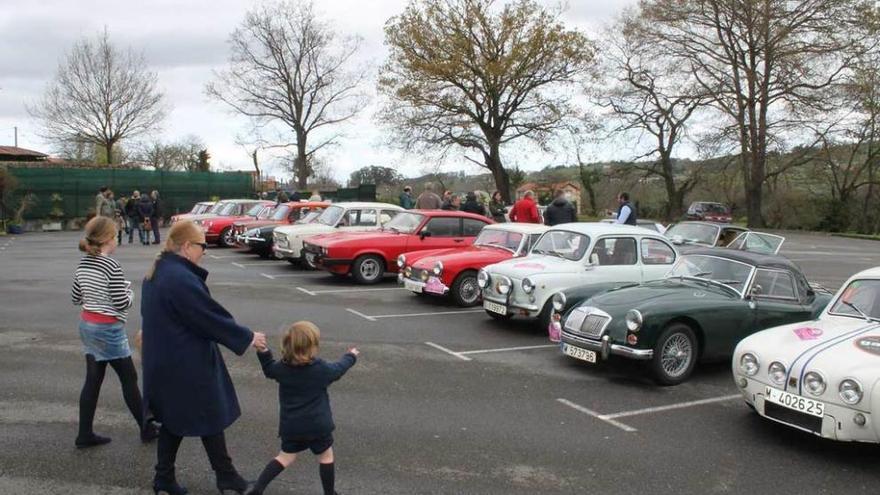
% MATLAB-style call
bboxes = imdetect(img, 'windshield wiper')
[844,301,877,323]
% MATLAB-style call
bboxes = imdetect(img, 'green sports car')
[554,249,833,385]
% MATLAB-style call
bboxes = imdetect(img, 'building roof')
[0,146,48,158]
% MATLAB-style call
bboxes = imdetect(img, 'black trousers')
[155,426,238,482]
[78,354,144,438]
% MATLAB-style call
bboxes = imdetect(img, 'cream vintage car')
[478,223,678,329]
[272,202,402,266]
[733,267,880,442]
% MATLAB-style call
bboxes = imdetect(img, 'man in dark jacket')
[141,228,265,494]
[615,192,637,225]
[126,191,142,244]
[544,189,577,226]
[399,186,415,209]
[461,192,486,216]
[150,190,161,244]
[137,194,154,245]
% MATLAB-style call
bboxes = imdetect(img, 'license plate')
[404,279,424,293]
[765,387,825,418]
[563,343,597,363]
[484,300,507,315]
[425,277,446,295]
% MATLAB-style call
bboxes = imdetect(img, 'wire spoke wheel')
[660,333,693,378]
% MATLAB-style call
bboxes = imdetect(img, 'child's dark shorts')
[281,434,334,455]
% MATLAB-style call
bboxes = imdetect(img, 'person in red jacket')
[509,190,541,223]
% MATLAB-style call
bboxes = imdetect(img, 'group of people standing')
[95,187,162,246]
[72,217,357,495]
[398,182,581,226]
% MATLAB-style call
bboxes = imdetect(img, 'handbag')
[143,218,152,231]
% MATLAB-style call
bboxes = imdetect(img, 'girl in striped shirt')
[72,216,159,448]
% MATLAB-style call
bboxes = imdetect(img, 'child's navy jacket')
[257,350,357,438]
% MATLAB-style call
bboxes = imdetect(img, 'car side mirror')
[420,231,432,240]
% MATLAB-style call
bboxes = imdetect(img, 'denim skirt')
[78,319,132,361]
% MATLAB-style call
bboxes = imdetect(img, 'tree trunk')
[296,135,308,189]
[485,140,511,203]
[105,141,114,166]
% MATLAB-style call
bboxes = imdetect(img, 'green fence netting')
[5,167,255,220]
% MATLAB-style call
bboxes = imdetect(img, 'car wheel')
[352,255,385,284]
[287,258,299,265]
[650,323,698,386]
[219,227,235,248]
[537,300,554,332]
[300,252,317,270]
[451,271,480,307]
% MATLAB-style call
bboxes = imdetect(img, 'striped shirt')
[71,254,133,322]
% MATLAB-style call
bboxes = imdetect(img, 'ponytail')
[79,216,116,256]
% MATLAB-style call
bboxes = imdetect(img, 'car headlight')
[404,266,412,278]
[804,371,826,396]
[625,309,643,332]
[420,270,429,282]
[477,270,489,289]
[522,277,535,294]
[768,362,786,386]
[397,255,406,268]
[552,293,566,312]
[839,379,863,405]
[433,261,443,276]
[740,353,759,376]
[497,276,511,295]
[321,247,329,255]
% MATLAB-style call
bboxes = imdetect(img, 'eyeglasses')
[195,242,208,251]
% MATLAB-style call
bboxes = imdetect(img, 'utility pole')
[13,126,17,147]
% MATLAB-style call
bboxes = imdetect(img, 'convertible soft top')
[685,247,800,273]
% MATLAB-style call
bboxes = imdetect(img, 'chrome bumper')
[241,236,266,243]
[561,333,653,360]
[482,295,539,313]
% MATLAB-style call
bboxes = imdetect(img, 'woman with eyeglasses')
[141,220,267,495]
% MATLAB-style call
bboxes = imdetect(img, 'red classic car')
[397,223,549,306]
[171,201,216,224]
[198,199,274,246]
[301,210,494,284]
[233,201,329,257]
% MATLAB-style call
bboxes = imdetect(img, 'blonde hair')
[79,216,117,255]
[282,321,321,365]
[145,220,204,280]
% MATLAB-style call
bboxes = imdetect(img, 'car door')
[413,217,467,251]
[639,237,677,281]
[588,236,643,284]
[749,268,811,332]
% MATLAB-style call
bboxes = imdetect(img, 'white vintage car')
[733,267,880,442]
[272,202,403,265]
[478,223,678,328]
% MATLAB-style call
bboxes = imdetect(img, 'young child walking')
[248,321,359,495]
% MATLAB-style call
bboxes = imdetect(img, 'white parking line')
[298,287,407,295]
[232,261,283,268]
[425,342,472,361]
[345,308,377,322]
[459,344,558,355]
[556,394,742,433]
[260,273,324,280]
[209,255,242,259]
[556,398,637,432]
[603,394,741,419]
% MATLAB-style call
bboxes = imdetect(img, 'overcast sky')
[0,0,638,182]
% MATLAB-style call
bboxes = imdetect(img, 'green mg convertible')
[556,249,833,385]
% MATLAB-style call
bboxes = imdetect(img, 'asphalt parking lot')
[1,229,880,494]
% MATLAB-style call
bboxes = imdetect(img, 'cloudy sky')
[0,0,638,182]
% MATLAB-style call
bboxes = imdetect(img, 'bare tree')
[136,135,207,172]
[29,29,166,165]
[597,9,707,221]
[207,0,368,189]
[642,0,870,227]
[379,0,595,202]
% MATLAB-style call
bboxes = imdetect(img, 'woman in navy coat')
[141,220,266,495]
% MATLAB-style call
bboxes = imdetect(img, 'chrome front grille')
[274,233,289,248]
[563,307,611,339]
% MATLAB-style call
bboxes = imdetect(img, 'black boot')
[155,426,187,494]
[75,433,111,449]
[216,471,249,495]
[153,478,188,495]
[141,419,161,443]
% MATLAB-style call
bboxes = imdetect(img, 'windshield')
[296,210,321,224]
[271,205,291,221]
[245,203,264,216]
[668,254,754,294]
[208,202,226,214]
[702,203,730,214]
[829,280,880,320]
[727,232,784,255]
[256,206,275,219]
[665,223,719,246]
[317,205,345,226]
[530,231,590,261]
[384,212,425,233]
[217,202,238,216]
[474,228,523,252]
